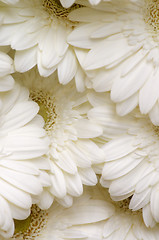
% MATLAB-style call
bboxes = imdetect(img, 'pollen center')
[12,205,48,240]
[144,0,159,32]
[30,90,57,132]
[152,124,159,138]
[115,197,141,216]
[42,0,81,25]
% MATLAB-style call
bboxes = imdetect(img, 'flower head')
[86,91,159,227]
[68,0,159,124]
[100,186,159,240]
[5,185,159,240]
[6,186,110,240]
[16,67,105,207]
[0,0,87,91]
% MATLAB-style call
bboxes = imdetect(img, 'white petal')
[116,93,139,116]
[4,135,49,159]
[150,184,159,222]
[129,188,151,211]
[0,160,38,175]
[0,178,32,209]
[102,136,138,161]
[9,204,30,220]
[0,196,14,238]
[84,35,136,70]
[1,101,39,131]
[0,75,14,92]
[49,163,66,199]
[58,48,77,85]
[109,162,151,198]
[60,0,75,7]
[102,153,143,180]
[37,190,53,210]
[0,51,13,77]
[91,22,124,39]
[55,150,77,174]
[135,171,158,194]
[75,65,86,92]
[56,195,73,208]
[15,47,37,72]
[139,69,159,114]
[78,168,97,186]
[74,119,103,138]
[111,59,153,102]
[0,167,43,195]
[59,200,114,225]
[65,173,83,197]
[41,24,68,69]
[143,204,156,228]
[68,23,96,49]
[92,68,114,92]
[37,49,56,77]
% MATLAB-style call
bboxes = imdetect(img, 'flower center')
[115,197,141,216]
[42,0,82,26]
[152,125,159,136]
[30,90,57,132]
[144,0,159,32]
[12,205,48,239]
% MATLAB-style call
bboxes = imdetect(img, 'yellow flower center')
[144,0,159,32]
[12,206,48,239]
[42,0,82,26]
[115,197,142,216]
[30,90,57,132]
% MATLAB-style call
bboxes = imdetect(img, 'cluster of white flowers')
[0,0,159,239]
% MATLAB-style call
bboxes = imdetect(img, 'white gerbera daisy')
[5,185,112,240]
[5,185,159,240]
[16,67,105,207]
[0,82,51,238]
[0,51,14,92]
[87,91,159,227]
[100,186,159,240]
[68,0,159,124]
[0,0,87,91]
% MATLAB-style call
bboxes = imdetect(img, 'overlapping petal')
[0,0,88,91]
[17,67,105,207]
[0,82,50,238]
[68,0,159,124]
[88,92,159,226]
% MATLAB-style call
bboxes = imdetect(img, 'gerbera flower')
[0,0,88,91]
[6,185,159,240]
[68,0,159,124]
[100,186,159,240]
[6,185,111,240]
[87,91,159,227]
[16,67,105,207]
[0,51,14,92]
[0,82,51,238]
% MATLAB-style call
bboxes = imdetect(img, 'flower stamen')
[12,206,48,240]
[42,0,82,25]
[30,90,57,132]
[144,0,159,32]
[115,198,142,216]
